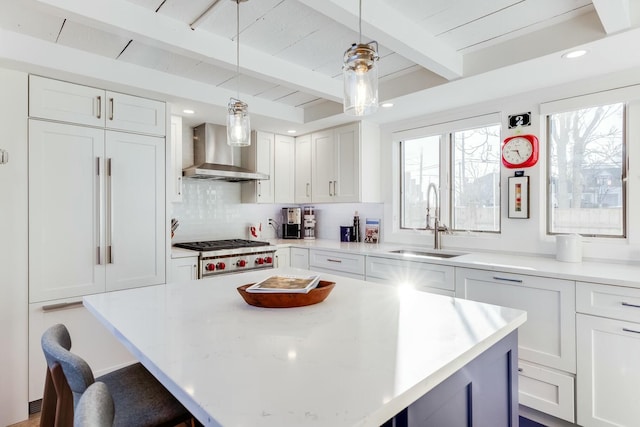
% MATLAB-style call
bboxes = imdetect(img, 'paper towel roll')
[556,234,582,263]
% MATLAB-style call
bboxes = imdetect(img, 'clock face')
[502,135,539,168]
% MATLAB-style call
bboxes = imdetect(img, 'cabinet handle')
[327,258,342,263]
[328,181,333,196]
[97,95,102,119]
[177,176,182,196]
[96,156,103,265]
[492,276,523,283]
[623,327,640,334]
[306,182,310,197]
[518,368,524,372]
[333,180,337,196]
[42,301,84,312]
[106,158,113,264]
[109,97,114,120]
[257,180,261,197]
[275,255,279,268]
[621,302,640,309]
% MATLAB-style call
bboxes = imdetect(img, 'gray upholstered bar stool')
[73,382,114,427]
[40,323,193,427]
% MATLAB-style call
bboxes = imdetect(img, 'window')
[452,125,501,232]
[547,102,626,237]
[399,119,501,232]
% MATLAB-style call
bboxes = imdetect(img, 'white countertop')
[84,268,526,427]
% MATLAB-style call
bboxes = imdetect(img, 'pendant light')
[227,0,250,146]
[343,0,379,116]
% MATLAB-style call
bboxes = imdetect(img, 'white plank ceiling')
[0,0,638,133]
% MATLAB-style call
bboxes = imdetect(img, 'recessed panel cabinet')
[241,131,274,203]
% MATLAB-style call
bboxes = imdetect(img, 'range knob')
[236,259,247,267]
[216,262,226,270]
[255,257,264,265]
[264,256,273,264]
[205,263,216,271]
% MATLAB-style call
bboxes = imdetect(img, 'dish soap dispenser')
[353,211,361,242]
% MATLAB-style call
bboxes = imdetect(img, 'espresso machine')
[303,206,316,240]
[282,207,302,239]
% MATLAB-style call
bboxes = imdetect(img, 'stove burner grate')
[174,239,271,252]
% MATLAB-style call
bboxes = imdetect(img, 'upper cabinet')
[241,131,274,203]
[29,75,166,136]
[304,121,380,203]
[169,115,183,203]
[274,134,295,203]
[294,134,312,204]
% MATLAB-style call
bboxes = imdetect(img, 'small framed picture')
[364,218,380,243]
[508,176,529,219]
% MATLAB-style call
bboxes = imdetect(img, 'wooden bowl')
[237,280,336,308]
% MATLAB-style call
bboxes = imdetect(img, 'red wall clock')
[501,134,539,168]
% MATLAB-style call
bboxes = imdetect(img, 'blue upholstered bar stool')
[73,382,114,427]
[40,323,193,427]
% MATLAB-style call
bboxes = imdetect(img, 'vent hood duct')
[183,123,268,182]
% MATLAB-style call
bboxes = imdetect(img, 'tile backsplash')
[171,179,384,242]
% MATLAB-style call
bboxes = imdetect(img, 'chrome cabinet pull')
[97,96,102,119]
[96,157,103,265]
[492,276,523,283]
[42,301,84,312]
[621,302,640,309]
[306,182,310,197]
[623,327,640,334]
[106,158,113,264]
[258,180,261,197]
[109,97,114,120]
[327,258,342,263]
[333,180,337,196]
[328,181,332,196]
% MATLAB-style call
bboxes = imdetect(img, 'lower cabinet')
[170,256,198,282]
[28,299,135,403]
[455,267,576,423]
[576,281,640,427]
[365,256,455,296]
[309,249,365,279]
[290,247,309,269]
[274,247,290,268]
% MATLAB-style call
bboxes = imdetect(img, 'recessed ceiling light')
[287,130,297,134]
[183,109,195,114]
[562,49,588,59]
[381,102,394,108]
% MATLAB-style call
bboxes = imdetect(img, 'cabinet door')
[169,115,183,202]
[28,300,135,402]
[455,268,576,373]
[294,134,312,203]
[309,249,365,276]
[29,120,106,303]
[170,257,198,282]
[105,131,165,291]
[366,256,454,295]
[274,248,291,268]
[333,123,359,202]
[274,134,295,203]
[29,75,104,127]
[291,247,310,269]
[105,91,166,136]
[311,129,335,202]
[577,314,640,427]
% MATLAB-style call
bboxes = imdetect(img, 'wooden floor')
[8,412,40,427]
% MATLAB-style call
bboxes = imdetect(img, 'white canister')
[556,234,582,263]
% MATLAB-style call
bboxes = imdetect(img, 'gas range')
[174,239,276,278]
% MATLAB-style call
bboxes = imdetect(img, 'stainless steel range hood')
[183,123,268,182]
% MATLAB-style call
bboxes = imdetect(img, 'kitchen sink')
[389,249,465,259]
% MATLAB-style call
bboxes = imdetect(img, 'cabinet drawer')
[366,256,454,292]
[519,361,575,423]
[577,281,640,323]
[309,249,365,275]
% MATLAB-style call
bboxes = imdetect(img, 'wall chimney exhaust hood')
[183,123,268,182]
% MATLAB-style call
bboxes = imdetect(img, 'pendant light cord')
[236,0,240,100]
[358,0,362,44]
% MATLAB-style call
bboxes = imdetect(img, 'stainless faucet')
[426,183,448,250]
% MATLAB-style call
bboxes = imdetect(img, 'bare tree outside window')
[400,136,440,229]
[548,103,625,236]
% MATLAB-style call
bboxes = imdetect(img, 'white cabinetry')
[274,134,295,203]
[170,115,183,202]
[294,134,312,204]
[170,256,198,282]
[29,75,165,135]
[306,121,380,203]
[366,256,455,296]
[241,131,274,203]
[455,268,576,422]
[576,282,640,427]
[309,249,365,279]
[291,247,310,269]
[274,247,290,268]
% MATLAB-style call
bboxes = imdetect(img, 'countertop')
[84,267,526,427]
[173,239,640,288]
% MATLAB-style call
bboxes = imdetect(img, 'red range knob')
[216,262,226,270]
[255,258,264,265]
[205,263,215,271]
[264,257,273,264]
[237,259,247,267]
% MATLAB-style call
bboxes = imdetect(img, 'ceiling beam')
[27,0,343,101]
[592,0,632,34]
[297,0,463,80]
[0,28,305,123]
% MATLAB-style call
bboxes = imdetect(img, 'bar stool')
[73,382,114,427]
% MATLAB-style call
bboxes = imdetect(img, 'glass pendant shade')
[343,42,379,116]
[226,98,250,147]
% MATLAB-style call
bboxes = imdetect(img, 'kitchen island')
[83,268,526,427]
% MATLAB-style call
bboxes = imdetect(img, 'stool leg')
[40,368,57,427]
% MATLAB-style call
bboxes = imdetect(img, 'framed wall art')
[508,176,529,219]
